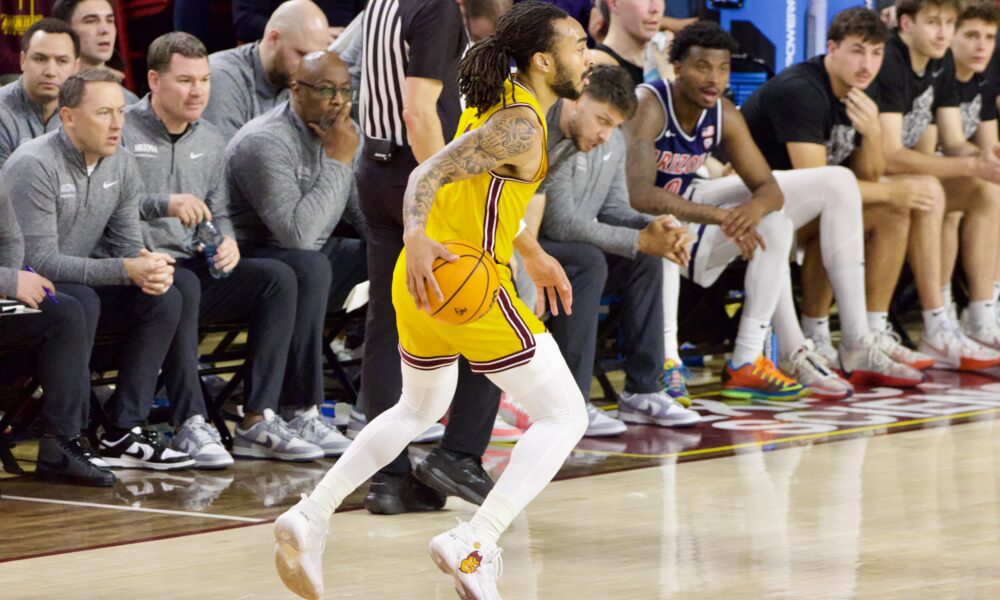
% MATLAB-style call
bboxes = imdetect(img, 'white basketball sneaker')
[428,521,503,600]
[781,340,853,400]
[918,323,1000,371]
[274,496,329,600]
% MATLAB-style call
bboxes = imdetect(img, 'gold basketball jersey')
[424,78,548,266]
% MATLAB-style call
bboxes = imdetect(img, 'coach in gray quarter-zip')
[122,32,333,467]
[5,69,194,472]
[226,49,366,431]
[0,18,80,169]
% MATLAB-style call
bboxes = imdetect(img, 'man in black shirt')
[591,0,662,85]
[937,1,1000,331]
[742,7,936,374]
[871,0,1000,368]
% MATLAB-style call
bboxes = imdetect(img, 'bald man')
[226,50,366,456]
[203,0,330,140]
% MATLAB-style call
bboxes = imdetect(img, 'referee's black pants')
[0,292,91,436]
[356,150,500,477]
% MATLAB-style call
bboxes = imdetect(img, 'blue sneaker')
[660,359,692,408]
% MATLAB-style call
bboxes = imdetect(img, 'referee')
[356,0,506,514]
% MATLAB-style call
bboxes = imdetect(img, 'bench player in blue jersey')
[623,22,923,400]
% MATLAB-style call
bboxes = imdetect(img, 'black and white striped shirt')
[360,0,467,147]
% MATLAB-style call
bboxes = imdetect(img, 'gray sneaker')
[286,407,352,457]
[172,415,234,469]
[234,409,324,462]
[618,391,700,427]
[585,402,627,437]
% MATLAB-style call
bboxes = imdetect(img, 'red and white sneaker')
[489,416,522,443]
[839,334,925,387]
[918,325,1000,371]
[872,329,934,370]
[497,394,531,432]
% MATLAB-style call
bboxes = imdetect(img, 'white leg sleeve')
[662,259,681,362]
[775,167,868,343]
[309,361,458,514]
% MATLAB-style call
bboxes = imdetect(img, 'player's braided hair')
[458,1,568,116]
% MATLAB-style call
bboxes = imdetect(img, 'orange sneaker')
[722,355,808,400]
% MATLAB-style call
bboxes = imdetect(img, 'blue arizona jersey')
[639,79,721,197]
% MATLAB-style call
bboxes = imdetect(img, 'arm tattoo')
[403,112,536,231]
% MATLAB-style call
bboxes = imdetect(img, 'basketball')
[425,240,500,325]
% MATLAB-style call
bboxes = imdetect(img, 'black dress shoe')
[413,446,494,506]
[364,471,446,515]
[36,436,116,487]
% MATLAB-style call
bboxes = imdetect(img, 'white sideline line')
[0,494,266,523]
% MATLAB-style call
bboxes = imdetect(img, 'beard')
[551,59,582,100]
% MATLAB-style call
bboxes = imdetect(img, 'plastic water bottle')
[196,220,229,279]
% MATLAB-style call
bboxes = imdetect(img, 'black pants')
[0,292,91,436]
[541,240,664,399]
[357,150,500,476]
[58,283,182,430]
[162,257,297,424]
[248,236,368,409]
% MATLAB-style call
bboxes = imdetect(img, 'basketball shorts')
[391,249,547,374]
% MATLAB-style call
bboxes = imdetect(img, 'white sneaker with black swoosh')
[99,426,195,470]
[233,409,324,461]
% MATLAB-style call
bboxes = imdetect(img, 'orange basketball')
[425,240,500,325]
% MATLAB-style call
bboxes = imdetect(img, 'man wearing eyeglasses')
[226,49,365,456]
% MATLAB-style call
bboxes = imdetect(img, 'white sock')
[801,316,831,340]
[733,317,771,367]
[922,307,952,336]
[469,491,519,546]
[993,281,1000,303]
[867,311,889,333]
[942,284,953,309]
[967,300,997,331]
[661,259,682,363]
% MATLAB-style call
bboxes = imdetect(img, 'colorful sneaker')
[286,407,352,457]
[781,341,853,400]
[839,334,925,388]
[99,427,196,471]
[489,415,522,442]
[497,394,531,431]
[274,496,329,600]
[660,360,692,408]
[428,521,503,600]
[805,333,839,369]
[722,355,807,400]
[172,414,234,469]
[233,409,324,462]
[872,329,934,370]
[918,325,1000,371]
[618,391,700,427]
[585,402,626,437]
[347,407,445,443]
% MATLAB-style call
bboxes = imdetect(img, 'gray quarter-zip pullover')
[0,192,24,297]
[227,101,357,251]
[203,42,290,141]
[0,78,62,169]
[124,95,232,258]
[5,129,144,286]
[541,127,653,259]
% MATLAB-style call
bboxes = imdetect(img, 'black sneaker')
[36,436,116,487]
[363,471,446,515]
[99,426,196,471]
[413,446,494,505]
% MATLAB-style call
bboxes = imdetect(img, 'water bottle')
[196,220,229,279]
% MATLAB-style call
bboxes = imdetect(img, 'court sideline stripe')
[0,494,266,522]
[560,407,1000,460]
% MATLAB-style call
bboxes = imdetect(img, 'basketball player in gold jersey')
[274,3,598,599]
